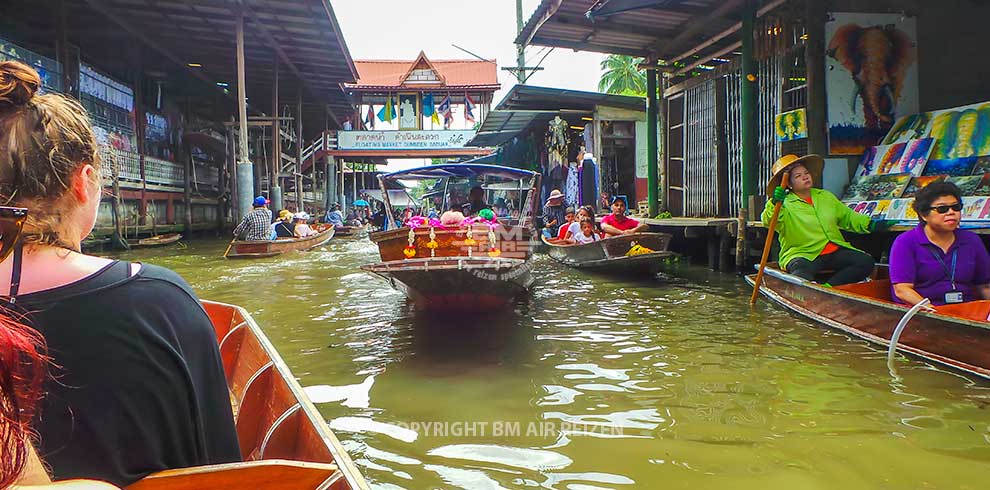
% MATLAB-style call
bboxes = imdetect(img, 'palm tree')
[598,55,646,95]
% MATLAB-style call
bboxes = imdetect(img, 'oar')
[223,240,234,258]
[750,173,789,306]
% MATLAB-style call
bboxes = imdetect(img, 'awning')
[383,164,538,182]
[364,189,416,208]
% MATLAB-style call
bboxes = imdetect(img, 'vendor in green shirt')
[763,154,878,286]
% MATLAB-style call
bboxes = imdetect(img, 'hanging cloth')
[564,162,580,208]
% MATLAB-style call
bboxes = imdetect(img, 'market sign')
[337,130,475,150]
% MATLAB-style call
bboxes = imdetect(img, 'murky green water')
[111,238,990,489]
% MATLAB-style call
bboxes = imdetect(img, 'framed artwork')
[775,108,808,142]
[398,92,421,130]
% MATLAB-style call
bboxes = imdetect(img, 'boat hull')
[128,233,182,248]
[128,300,368,489]
[225,226,334,259]
[333,224,368,237]
[747,267,990,379]
[361,257,532,311]
[543,232,673,276]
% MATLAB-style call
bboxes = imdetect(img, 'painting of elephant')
[825,13,919,155]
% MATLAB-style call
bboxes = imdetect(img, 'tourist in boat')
[542,189,566,238]
[293,212,317,237]
[889,182,990,307]
[273,209,295,238]
[325,203,345,227]
[464,186,491,216]
[0,61,240,486]
[567,218,601,245]
[554,207,576,241]
[601,197,648,236]
[233,195,273,241]
[563,206,598,242]
[764,154,877,286]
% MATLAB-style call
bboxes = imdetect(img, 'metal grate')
[683,79,719,216]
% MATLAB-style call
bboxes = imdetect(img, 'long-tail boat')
[361,164,541,311]
[128,300,368,489]
[333,224,368,238]
[127,233,183,248]
[542,232,674,276]
[746,265,990,380]
[224,225,334,259]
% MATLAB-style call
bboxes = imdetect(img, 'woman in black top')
[0,61,240,486]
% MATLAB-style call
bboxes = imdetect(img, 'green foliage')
[598,55,646,96]
[654,211,673,220]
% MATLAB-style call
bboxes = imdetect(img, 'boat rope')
[887,298,932,371]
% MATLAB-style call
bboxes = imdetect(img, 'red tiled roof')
[347,57,500,90]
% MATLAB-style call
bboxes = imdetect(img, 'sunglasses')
[926,202,964,214]
[0,206,27,262]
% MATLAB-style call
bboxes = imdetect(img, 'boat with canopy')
[361,164,541,311]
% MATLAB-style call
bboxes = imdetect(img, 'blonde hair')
[0,61,99,247]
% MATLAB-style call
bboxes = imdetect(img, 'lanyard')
[929,248,958,289]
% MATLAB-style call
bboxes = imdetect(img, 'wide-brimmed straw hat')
[545,189,564,206]
[766,154,824,195]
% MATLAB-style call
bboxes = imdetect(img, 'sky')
[332,0,606,170]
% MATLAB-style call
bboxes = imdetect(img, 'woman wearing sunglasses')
[0,61,239,486]
[889,181,990,308]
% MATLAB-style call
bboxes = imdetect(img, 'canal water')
[112,238,990,489]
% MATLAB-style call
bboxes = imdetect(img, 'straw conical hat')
[766,154,824,195]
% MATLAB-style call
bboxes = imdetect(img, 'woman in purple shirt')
[889,182,990,308]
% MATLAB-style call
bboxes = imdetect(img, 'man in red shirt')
[600,197,648,236]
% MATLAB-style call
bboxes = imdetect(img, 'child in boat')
[0,60,239,486]
[568,218,601,245]
[564,206,603,242]
[555,207,576,241]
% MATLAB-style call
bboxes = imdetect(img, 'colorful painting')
[947,175,985,196]
[922,157,978,176]
[880,101,990,160]
[962,196,988,220]
[846,201,860,209]
[873,200,892,219]
[854,147,880,177]
[893,138,935,175]
[775,108,808,142]
[972,174,990,196]
[826,13,919,155]
[853,202,870,214]
[971,156,990,175]
[981,199,990,220]
[875,143,908,174]
[841,173,912,201]
[901,175,946,198]
[886,198,913,220]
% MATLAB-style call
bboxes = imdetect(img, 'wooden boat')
[542,232,674,276]
[746,264,990,380]
[127,233,183,248]
[128,300,368,489]
[224,225,334,259]
[333,224,368,237]
[362,164,541,311]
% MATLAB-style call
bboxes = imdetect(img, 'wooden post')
[805,0,828,157]
[646,64,659,217]
[736,207,748,272]
[271,52,283,210]
[183,143,193,232]
[296,92,304,213]
[659,74,669,213]
[130,44,147,228]
[235,9,253,220]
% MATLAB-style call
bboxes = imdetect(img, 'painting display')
[901,175,946,198]
[775,108,808,142]
[922,157,977,176]
[895,138,935,175]
[841,173,911,201]
[826,13,919,155]
[882,101,990,160]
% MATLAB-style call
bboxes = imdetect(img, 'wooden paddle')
[750,172,789,306]
[223,240,234,258]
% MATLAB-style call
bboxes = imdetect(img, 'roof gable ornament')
[401,51,445,86]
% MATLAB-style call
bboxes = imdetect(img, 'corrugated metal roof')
[516,0,754,61]
[347,57,500,90]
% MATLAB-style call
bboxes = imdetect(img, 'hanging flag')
[423,93,440,126]
[464,93,476,124]
[377,94,396,123]
[365,104,376,129]
[438,94,452,129]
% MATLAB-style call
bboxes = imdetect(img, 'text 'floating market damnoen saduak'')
[361,164,541,311]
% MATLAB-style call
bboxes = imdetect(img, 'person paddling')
[763,154,884,286]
